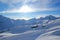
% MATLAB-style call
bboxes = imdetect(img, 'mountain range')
[0,15,60,33]
[0,15,60,40]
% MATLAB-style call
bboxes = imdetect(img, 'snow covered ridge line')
[0,30,42,40]
[0,32,19,37]
[0,26,60,40]
[42,29,60,37]
[36,35,60,40]
[35,29,60,40]
[47,26,60,31]
[0,15,60,20]
[0,30,39,37]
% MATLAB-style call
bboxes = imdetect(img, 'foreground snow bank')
[36,35,60,40]
[0,32,19,37]
[35,29,60,40]
[0,30,42,40]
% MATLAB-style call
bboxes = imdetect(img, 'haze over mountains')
[0,15,60,33]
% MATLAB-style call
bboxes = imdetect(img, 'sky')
[0,0,60,20]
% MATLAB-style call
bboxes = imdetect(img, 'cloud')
[7,16,31,20]
[0,7,53,13]
[0,0,22,4]
[0,0,52,8]
[0,0,38,11]
[29,0,52,8]
[0,0,37,5]
[19,17,31,20]
[0,0,60,13]
[49,0,60,8]
[0,0,23,9]
[0,0,60,8]
[36,14,52,19]
[0,5,35,13]
[29,0,60,10]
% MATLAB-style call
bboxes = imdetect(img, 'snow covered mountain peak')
[44,15,57,20]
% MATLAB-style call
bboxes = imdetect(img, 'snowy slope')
[36,28,60,40]
[0,15,60,40]
[0,30,43,40]
[1,25,60,40]
[0,25,60,40]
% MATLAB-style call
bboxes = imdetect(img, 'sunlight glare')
[18,5,34,13]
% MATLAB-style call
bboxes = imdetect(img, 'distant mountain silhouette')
[14,19,26,26]
[0,15,14,33]
[44,15,57,20]
[0,15,60,33]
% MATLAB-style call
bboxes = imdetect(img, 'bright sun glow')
[18,5,34,13]
[13,17,31,20]
[20,17,31,20]
[1,5,35,13]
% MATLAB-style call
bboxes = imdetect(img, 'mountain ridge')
[0,15,60,33]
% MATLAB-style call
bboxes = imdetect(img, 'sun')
[18,5,34,13]
[2,5,35,13]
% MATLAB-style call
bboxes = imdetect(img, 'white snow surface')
[0,30,43,40]
[0,19,60,40]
